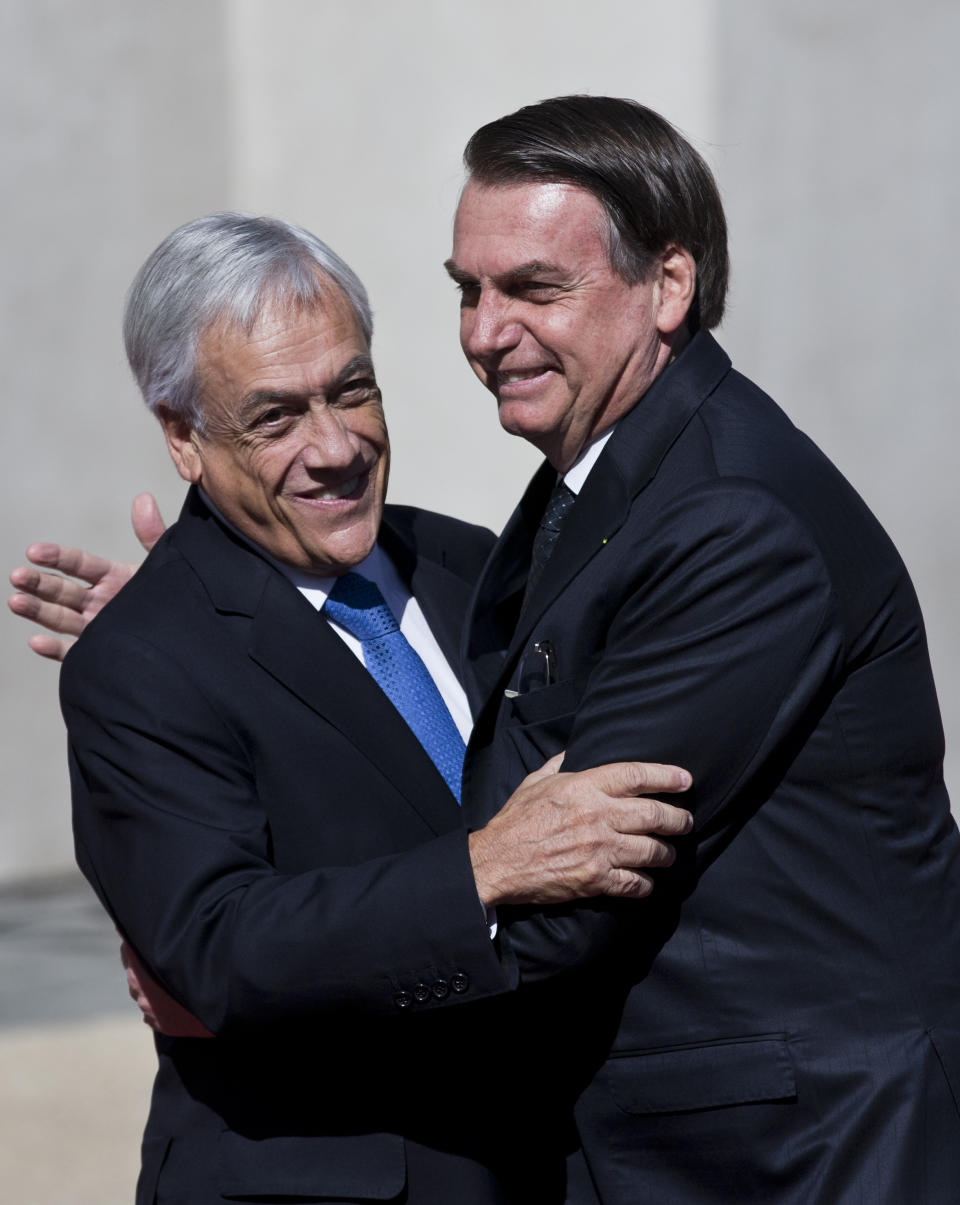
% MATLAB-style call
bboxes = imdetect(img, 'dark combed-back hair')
[463,95,729,330]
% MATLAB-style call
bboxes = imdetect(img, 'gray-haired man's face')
[161,288,390,576]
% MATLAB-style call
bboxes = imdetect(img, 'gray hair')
[123,212,374,433]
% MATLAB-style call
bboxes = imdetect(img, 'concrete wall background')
[1,1,231,881]
[2,0,957,884]
[715,2,960,797]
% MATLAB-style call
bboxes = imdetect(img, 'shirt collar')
[197,487,396,611]
[561,425,616,495]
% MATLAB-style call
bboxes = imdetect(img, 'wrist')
[468,826,511,908]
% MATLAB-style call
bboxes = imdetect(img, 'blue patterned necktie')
[324,572,466,802]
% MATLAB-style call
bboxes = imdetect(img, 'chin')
[321,530,379,575]
[497,413,556,458]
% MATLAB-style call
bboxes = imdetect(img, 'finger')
[9,567,91,611]
[521,751,567,786]
[24,542,116,587]
[9,593,86,637]
[588,760,692,798]
[132,493,166,552]
[615,834,676,870]
[602,868,656,900]
[26,633,72,661]
[615,798,693,837]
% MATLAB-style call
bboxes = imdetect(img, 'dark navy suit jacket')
[462,332,960,1202]
[62,490,532,1204]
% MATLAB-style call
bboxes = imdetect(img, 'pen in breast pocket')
[504,639,557,698]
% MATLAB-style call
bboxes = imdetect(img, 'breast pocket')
[505,675,587,766]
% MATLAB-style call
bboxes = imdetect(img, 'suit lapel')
[461,462,555,710]
[171,490,463,836]
[249,580,463,835]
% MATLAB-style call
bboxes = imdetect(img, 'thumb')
[521,751,566,786]
[131,493,167,552]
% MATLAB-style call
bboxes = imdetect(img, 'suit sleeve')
[498,478,846,980]
[61,629,514,1034]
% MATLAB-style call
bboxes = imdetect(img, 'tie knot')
[541,481,576,533]
[324,572,400,640]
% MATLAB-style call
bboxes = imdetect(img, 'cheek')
[353,409,390,452]
[239,446,295,497]
[528,313,578,362]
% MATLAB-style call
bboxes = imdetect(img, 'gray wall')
[2,1,957,881]
[715,3,960,796]
[1,1,230,878]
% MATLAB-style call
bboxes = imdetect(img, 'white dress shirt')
[561,426,615,495]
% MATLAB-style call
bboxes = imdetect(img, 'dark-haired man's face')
[447,179,684,472]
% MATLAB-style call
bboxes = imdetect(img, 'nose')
[299,406,364,472]
[462,288,522,362]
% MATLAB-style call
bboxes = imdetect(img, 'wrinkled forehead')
[196,288,372,412]
[450,178,613,273]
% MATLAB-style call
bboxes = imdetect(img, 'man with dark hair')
[12,97,960,1201]
[447,95,960,1201]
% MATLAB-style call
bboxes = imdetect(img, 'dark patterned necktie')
[324,572,466,802]
[522,480,577,610]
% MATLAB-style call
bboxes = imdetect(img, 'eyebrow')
[332,354,377,386]
[238,354,377,418]
[443,258,565,288]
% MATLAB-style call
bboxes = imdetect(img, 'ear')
[655,245,697,336]
[157,405,204,484]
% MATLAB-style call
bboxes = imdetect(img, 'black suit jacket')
[462,332,960,1202]
[62,490,527,1204]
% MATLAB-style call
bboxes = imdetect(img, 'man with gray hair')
[33,211,692,1203]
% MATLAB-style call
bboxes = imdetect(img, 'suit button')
[413,983,432,1004]
[394,992,414,1010]
[450,971,470,994]
[431,980,450,1000]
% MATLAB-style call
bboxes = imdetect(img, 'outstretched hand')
[8,493,167,661]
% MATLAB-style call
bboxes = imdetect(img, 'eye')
[258,407,287,425]
[249,405,297,435]
[335,378,381,406]
[514,280,560,302]
[455,281,480,307]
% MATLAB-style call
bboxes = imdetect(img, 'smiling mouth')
[296,472,367,503]
[491,367,558,397]
[497,368,550,386]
